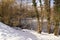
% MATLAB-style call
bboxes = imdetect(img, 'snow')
[0,22,60,40]
[32,19,47,22]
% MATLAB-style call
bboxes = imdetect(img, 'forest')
[0,0,60,36]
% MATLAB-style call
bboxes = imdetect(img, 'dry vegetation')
[0,0,60,36]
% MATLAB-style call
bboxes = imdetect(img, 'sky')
[51,0,54,7]
[16,0,54,7]
[0,0,54,7]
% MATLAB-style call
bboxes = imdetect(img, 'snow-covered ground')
[0,22,60,40]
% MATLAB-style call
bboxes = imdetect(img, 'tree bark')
[32,0,41,33]
[44,0,51,34]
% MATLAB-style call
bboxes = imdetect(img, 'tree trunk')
[54,0,60,36]
[54,19,59,35]
[39,0,43,32]
[44,0,51,34]
[32,0,41,33]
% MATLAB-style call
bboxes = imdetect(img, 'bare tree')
[32,0,41,33]
[53,0,60,36]
[39,0,43,32]
[44,0,51,33]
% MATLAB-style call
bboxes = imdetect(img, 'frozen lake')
[20,18,55,33]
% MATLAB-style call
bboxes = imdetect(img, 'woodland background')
[0,0,60,36]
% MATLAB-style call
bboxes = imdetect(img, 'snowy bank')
[0,22,60,40]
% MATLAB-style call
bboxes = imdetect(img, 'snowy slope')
[0,22,38,40]
[0,22,60,40]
